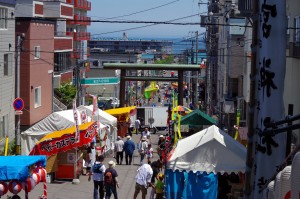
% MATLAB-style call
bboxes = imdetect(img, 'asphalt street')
[13,131,165,199]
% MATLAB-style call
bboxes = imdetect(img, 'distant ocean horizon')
[91,36,206,54]
[133,37,206,54]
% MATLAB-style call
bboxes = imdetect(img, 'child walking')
[146,144,154,164]
[155,174,165,199]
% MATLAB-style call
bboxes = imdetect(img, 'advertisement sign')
[253,1,287,198]
[30,122,97,156]
[67,153,75,163]
[73,100,80,143]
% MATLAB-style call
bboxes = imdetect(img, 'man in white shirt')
[133,164,153,199]
[86,142,96,176]
[134,118,141,134]
[88,155,106,199]
[114,136,124,165]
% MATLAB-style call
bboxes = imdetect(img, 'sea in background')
[137,37,206,54]
[91,36,207,55]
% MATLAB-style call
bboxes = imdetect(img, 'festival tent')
[166,125,246,199]
[0,156,47,198]
[21,106,117,155]
[179,109,217,126]
[78,105,117,127]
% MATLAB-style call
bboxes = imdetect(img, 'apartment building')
[15,0,73,127]
[0,0,16,144]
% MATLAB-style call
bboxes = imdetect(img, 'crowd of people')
[85,125,167,199]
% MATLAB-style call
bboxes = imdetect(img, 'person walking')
[149,159,163,199]
[114,136,124,165]
[157,135,166,161]
[86,142,96,176]
[146,144,154,164]
[133,163,153,199]
[88,155,106,199]
[134,118,141,134]
[138,136,148,165]
[155,174,165,199]
[123,135,135,165]
[105,160,119,199]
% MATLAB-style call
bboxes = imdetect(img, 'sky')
[88,0,207,39]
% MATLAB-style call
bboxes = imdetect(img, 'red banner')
[30,122,97,156]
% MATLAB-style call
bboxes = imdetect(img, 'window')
[34,46,40,59]
[0,115,8,138]
[0,7,8,29]
[294,16,300,44]
[4,53,12,76]
[34,87,41,108]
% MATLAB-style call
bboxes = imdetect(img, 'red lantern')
[32,172,41,185]
[8,181,22,195]
[0,181,8,196]
[22,177,35,192]
[38,168,47,182]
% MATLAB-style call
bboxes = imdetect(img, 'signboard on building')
[80,40,87,60]
[80,77,120,85]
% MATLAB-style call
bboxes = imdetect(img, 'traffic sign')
[13,98,24,111]
[80,77,120,85]
[15,110,23,115]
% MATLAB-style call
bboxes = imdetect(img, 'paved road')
[14,131,165,199]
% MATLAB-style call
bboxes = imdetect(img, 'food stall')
[21,106,117,180]
[0,156,47,199]
[105,106,136,137]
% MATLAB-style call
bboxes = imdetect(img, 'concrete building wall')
[17,20,54,125]
[0,2,16,144]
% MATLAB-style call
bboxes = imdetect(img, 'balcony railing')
[66,0,91,10]
[67,14,91,25]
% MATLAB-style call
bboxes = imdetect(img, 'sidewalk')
[14,131,164,199]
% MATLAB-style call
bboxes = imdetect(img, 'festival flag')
[252,1,287,198]
[234,109,241,140]
[72,99,80,143]
[92,96,100,132]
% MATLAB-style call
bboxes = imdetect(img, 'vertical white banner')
[92,96,100,131]
[73,99,80,143]
[253,0,286,198]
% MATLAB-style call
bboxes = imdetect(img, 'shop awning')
[30,122,98,156]
[179,109,216,126]
[105,106,136,121]
[0,156,46,181]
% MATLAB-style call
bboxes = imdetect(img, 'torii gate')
[103,63,200,107]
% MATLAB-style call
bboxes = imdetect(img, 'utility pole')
[194,31,199,109]
[15,34,25,155]
[191,41,195,106]
[244,0,258,197]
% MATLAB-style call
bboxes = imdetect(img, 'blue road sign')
[13,98,24,111]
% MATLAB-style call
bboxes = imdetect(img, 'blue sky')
[88,0,207,39]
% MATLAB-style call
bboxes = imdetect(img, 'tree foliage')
[155,55,174,64]
[54,82,76,107]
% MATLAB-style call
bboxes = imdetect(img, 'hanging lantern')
[38,168,47,182]
[0,181,8,196]
[22,177,36,192]
[32,172,41,185]
[8,181,22,195]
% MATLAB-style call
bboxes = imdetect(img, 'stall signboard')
[30,122,97,156]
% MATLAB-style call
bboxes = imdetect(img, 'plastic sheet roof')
[0,155,46,181]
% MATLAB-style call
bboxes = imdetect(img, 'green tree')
[54,82,77,107]
[155,55,174,64]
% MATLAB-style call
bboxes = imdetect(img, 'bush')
[54,82,76,106]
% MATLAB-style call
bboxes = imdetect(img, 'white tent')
[21,106,117,155]
[168,125,247,174]
[78,105,117,127]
